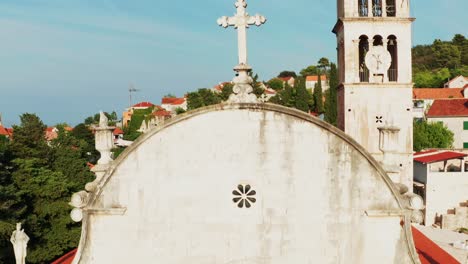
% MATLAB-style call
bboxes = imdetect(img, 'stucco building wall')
[428,117,468,149]
[424,171,468,226]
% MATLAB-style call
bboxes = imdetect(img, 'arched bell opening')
[359,35,370,82]
[373,35,383,46]
[387,35,398,82]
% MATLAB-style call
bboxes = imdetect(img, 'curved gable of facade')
[72,103,419,264]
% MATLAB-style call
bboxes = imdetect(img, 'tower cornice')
[333,17,415,34]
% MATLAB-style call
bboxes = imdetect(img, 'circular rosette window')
[232,184,256,208]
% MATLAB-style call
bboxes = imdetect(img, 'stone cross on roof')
[217,0,266,103]
[217,0,266,68]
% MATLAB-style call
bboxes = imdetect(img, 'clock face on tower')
[364,46,392,74]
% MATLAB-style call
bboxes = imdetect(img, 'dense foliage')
[413,120,454,152]
[0,114,94,263]
[324,63,339,126]
[269,77,313,113]
[123,107,154,141]
[413,34,468,88]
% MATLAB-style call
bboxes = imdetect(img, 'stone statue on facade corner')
[10,223,29,264]
[99,111,109,128]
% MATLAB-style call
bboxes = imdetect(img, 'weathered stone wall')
[74,104,418,264]
[341,84,414,187]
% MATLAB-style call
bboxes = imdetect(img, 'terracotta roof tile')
[161,98,186,105]
[133,102,154,108]
[412,227,460,264]
[413,88,464,100]
[306,75,327,82]
[113,128,124,135]
[0,125,10,136]
[427,99,468,117]
[153,110,172,117]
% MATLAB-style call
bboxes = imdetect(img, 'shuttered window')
[464,121,468,130]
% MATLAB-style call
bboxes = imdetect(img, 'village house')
[305,75,329,91]
[160,97,187,114]
[412,87,467,119]
[278,76,295,87]
[212,82,232,93]
[413,150,468,231]
[445,75,468,88]
[122,101,155,127]
[426,98,468,149]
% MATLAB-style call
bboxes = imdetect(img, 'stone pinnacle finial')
[95,111,114,165]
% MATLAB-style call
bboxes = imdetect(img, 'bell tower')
[333,0,415,189]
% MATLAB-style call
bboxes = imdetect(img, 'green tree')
[300,65,319,77]
[413,68,451,88]
[294,77,310,113]
[175,107,186,115]
[269,83,294,107]
[187,89,221,110]
[220,83,234,101]
[325,63,338,125]
[432,39,461,69]
[0,139,21,264]
[313,74,324,114]
[267,78,284,91]
[413,120,454,151]
[278,71,297,78]
[317,57,330,73]
[1,113,90,263]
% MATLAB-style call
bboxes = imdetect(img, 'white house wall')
[425,171,468,227]
[428,117,468,149]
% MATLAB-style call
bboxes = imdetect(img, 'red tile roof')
[306,75,327,82]
[0,126,10,136]
[51,248,77,264]
[413,88,464,100]
[133,102,154,108]
[412,226,460,264]
[414,151,467,164]
[161,98,186,105]
[113,128,124,135]
[153,110,172,117]
[427,99,468,117]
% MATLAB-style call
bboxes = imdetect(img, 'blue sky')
[0,0,466,126]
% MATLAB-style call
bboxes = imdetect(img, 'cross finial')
[217,0,266,103]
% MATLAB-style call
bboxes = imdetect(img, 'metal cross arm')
[217,0,266,67]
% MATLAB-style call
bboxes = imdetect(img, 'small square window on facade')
[464,142,468,149]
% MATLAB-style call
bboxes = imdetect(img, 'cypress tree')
[325,63,338,125]
[294,77,310,113]
[313,74,324,114]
